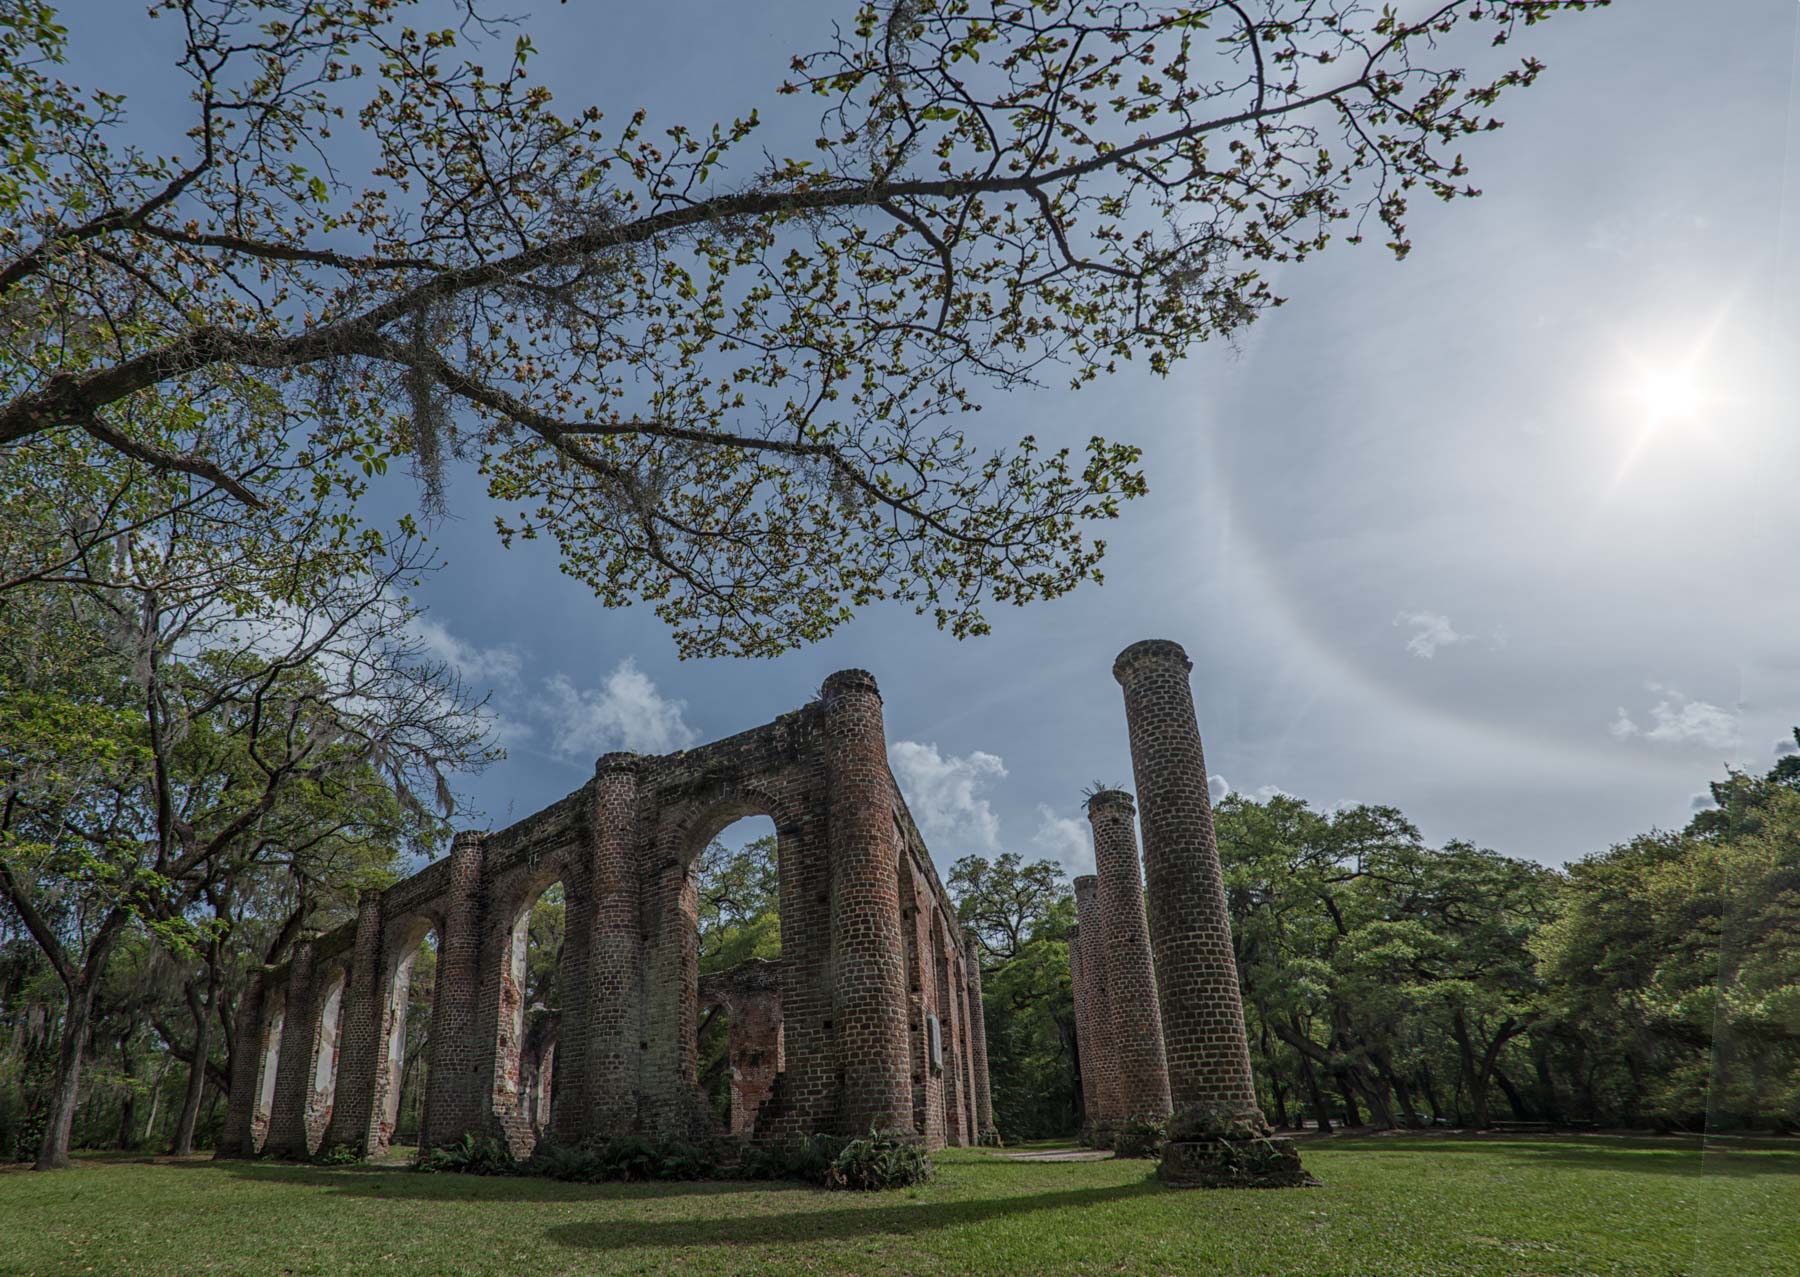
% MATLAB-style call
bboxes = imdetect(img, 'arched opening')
[496,875,563,1147]
[251,987,286,1152]
[693,815,781,1136]
[306,965,348,1149]
[379,920,438,1154]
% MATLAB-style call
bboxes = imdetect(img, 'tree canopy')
[0,0,1607,655]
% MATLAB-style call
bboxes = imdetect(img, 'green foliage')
[0,1,1606,657]
[310,1144,364,1167]
[741,1129,933,1191]
[820,1129,935,1192]
[418,1134,717,1183]
[528,1137,716,1183]
[417,1134,519,1176]
[949,851,1077,1140]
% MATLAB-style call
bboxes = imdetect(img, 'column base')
[1158,1135,1317,1189]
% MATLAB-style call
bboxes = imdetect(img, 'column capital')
[1112,638,1193,682]
[821,668,882,702]
[1085,788,1136,816]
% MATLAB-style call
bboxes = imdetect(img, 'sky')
[71,0,1800,877]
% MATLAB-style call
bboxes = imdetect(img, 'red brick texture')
[223,670,988,1162]
[1087,790,1173,1130]
[1114,639,1312,1188]
[1113,642,1263,1139]
[1072,876,1124,1143]
[962,934,996,1141]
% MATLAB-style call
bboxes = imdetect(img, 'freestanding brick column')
[1068,926,1101,1144]
[573,754,647,1141]
[1114,639,1311,1187]
[262,941,319,1158]
[821,669,914,1136]
[322,890,386,1154]
[1088,790,1173,1132]
[216,969,266,1157]
[422,832,484,1152]
[1072,875,1124,1145]
[962,933,995,1142]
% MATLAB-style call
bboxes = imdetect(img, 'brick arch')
[371,912,439,1154]
[224,669,990,1159]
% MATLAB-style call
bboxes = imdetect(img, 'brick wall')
[234,670,991,1161]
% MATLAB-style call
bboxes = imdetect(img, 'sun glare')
[1631,360,1706,425]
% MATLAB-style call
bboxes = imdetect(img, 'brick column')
[572,754,646,1141]
[423,832,484,1152]
[1114,639,1311,1188]
[1072,874,1123,1145]
[322,891,386,1155]
[262,941,318,1158]
[215,969,266,1157]
[1088,790,1173,1130]
[1068,926,1101,1144]
[962,933,995,1142]
[821,669,914,1137]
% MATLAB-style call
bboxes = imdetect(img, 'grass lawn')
[1,1134,1796,1276]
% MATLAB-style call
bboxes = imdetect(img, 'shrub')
[739,1128,933,1190]
[417,1134,518,1175]
[821,1129,934,1191]
[311,1143,366,1166]
[1112,1117,1166,1159]
[528,1136,716,1183]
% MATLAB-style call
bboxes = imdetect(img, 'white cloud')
[1394,610,1472,660]
[1610,684,1740,750]
[1207,774,1287,804]
[408,615,521,687]
[889,740,1008,851]
[535,659,699,758]
[1031,805,1092,875]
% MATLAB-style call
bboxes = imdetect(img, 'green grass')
[1,1134,1796,1276]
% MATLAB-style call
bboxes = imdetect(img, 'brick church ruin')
[217,641,1308,1188]
[216,668,995,1159]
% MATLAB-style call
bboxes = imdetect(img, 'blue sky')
[73,0,1800,875]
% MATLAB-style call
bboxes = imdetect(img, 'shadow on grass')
[182,1157,781,1201]
[1326,1135,1800,1179]
[542,1179,1164,1252]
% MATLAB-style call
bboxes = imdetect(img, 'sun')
[1631,360,1707,425]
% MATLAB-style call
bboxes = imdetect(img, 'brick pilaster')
[262,941,318,1157]
[322,891,386,1155]
[423,832,484,1152]
[215,969,266,1158]
[822,669,914,1136]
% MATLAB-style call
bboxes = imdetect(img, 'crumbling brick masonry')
[217,670,994,1160]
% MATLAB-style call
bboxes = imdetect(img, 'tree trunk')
[1493,1065,1531,1121]
[1336,1072,1362,1127]
[1418,1063,1444,1122]
[116,1031,138,1150]
[1295,1048,1331,1133]
[35,978,98,1170]
[170,975,215,1156]
[143,1057,169,1145]
[1532,1037,1564,1124]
